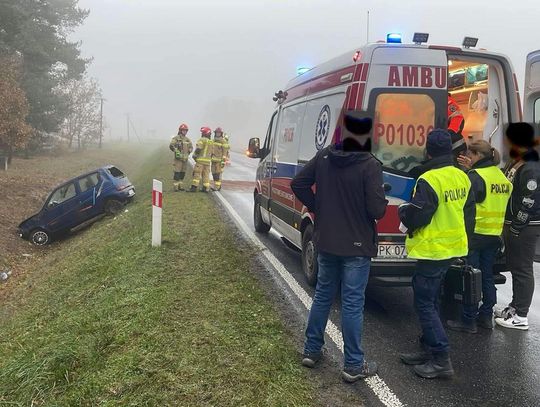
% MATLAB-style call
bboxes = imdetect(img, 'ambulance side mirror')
[247,138,261,158]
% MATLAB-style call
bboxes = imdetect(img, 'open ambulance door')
[524,50,540,125]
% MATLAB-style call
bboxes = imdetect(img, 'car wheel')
[31,229,50,246]
[105,199,123,216]
[302,223,318,286]
[253,195,270,233]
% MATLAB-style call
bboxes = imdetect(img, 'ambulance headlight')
[386,33,402,43]
[413,32,429,44]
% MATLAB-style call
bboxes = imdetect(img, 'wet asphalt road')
[219,151,540,407]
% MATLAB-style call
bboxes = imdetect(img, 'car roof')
[50,165,116,190]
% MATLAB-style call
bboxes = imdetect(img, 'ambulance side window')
[261,111,277,160]
[535,99,540,127]
[372,93,436,173]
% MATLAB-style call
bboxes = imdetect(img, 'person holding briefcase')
[398,129,475,379]
[447,141,512,333]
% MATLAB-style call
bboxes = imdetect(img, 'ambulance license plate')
[377,244,407,259]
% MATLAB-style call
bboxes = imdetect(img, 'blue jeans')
[463,243,499,321]
[304,252,371,368]
[413,260,452,355]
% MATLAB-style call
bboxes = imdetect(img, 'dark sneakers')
[447,319,478,334]
[342,360,378,383]
[477,315,494,330]
[413,358,454,379]
[399,351,431,365]
[301,352,322,368]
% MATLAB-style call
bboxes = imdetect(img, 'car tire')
[30,229,50,246]
[104,199,123,216]
[254,195,271,234]
[302,223,318,286]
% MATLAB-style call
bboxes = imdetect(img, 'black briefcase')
[443,263,482,305]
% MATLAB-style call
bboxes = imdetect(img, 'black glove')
[509,225,521,237]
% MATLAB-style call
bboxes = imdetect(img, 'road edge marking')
[214,191,405,407]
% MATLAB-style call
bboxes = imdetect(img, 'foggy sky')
[74,0,540,149]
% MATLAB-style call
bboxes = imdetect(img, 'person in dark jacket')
[291,111,388,383]
[398,129,475,380]
[448,141,512,333]
[495,122,540,330]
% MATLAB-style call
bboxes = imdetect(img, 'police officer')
[448,141,512,333]
[398,129,475,379]
[169,124,193,191]
[189,127,213,192]
[495,123,540,330]
[210,127,230,191]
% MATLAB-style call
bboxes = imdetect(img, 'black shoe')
[399,351,431,365]
[447,319,478,334]
[188,186,198,192]
[301,352,321,368]
[477,315,494,329]
[413,358,454,379]
[342,360,378,383]
[201,187,209,193]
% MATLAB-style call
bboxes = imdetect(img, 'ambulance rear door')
[524,50,540,125]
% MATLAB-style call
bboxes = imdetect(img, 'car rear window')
[108,167,125,178]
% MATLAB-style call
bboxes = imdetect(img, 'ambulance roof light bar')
[296,66,311,76]
[462,37,478,49]
[413,32,429,45]
[386,33,402,44]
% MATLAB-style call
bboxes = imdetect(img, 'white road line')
[214,191,405,407]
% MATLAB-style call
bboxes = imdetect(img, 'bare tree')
[58,76,103,149]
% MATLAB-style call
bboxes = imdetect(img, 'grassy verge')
[0,147,316,406]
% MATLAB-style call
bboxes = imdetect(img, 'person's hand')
[509,225,521,237]
[457,154,472,169]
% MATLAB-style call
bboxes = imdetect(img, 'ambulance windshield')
[372,93,435,173]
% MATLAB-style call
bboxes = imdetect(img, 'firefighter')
[189,127,213,192]
[398,129,475,379]
[495,123,540,330]
[448,141,512,333]
[448,94,465,136]
[169,124,193,191]
[210,127,230,191]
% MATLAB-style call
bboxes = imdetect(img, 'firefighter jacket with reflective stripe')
[193,137,212,164]
[472,166,512,235]
[169,135,193,161]
[405,165,472,260]
[211,137,230,162]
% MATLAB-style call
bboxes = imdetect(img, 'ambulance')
[247,33,540,286]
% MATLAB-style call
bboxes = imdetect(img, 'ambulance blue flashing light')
[386,33,402,43]
[296,67,311,76]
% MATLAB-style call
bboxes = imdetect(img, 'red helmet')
[214,127,223,134]
[179,123,189,131]
[200,126,212,137]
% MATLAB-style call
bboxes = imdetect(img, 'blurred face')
[180,129,188,136]
[466,149,481,165]
[215,131,223,138]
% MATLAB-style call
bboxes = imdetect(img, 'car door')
[77,172,102,221]
[524,50,540,124]
[258,109,281,220]
[44,181,81,232]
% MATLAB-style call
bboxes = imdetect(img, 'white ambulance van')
[247,34,540,286]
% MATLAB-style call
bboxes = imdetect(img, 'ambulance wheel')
[302,224,318,286]
[254,196,270,233]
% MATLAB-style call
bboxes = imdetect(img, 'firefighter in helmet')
[169,123,193,191]
[211,127,230,191]
[448,94,465,136]
[189,127,213,192]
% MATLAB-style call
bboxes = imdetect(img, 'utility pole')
[99,98,104,148]
[127,114,130,142]
[367,11,370,43]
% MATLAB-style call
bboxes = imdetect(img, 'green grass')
[0,147,316,406]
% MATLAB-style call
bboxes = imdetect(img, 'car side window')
[78,173,100,192]
[47,183,77,208]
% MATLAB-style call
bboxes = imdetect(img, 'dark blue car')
[18,165,135,245]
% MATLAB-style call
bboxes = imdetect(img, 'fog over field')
[74,0,540,150]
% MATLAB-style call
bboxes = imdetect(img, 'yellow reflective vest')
[406,166,471,260]
[473,166,513,235]
[194,137,212,164]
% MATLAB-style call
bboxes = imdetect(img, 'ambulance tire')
[254,196,270,233]
[302,224,318,287]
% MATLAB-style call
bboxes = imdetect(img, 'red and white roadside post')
[152,179,163,247]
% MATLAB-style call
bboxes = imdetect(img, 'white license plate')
[128,189,135,196]
[377,243,407,259]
